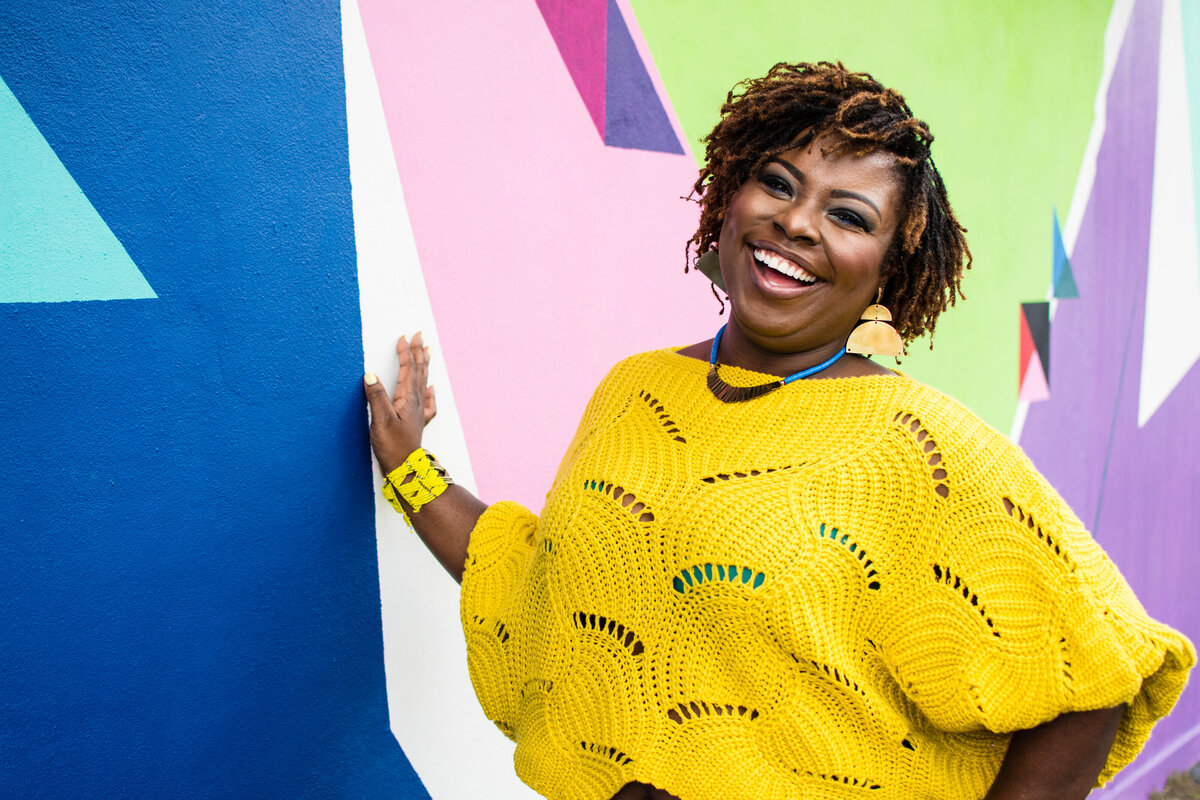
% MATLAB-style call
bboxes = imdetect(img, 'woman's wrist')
[377,438,423,478]
[380,448,453,525]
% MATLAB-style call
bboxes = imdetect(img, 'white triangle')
[343,2,537,798]
[1140,0,1200,427]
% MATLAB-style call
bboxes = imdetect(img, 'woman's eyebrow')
[765,156,882,219]
[830,189,881,218]
[766,156,804,184]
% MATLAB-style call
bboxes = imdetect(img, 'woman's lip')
[750,241,818,278]
[747,246,820,299]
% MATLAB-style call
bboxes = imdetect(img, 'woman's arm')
[363,332,486,582]
[983,705,1125,800]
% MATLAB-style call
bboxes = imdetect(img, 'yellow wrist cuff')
[381,448,453,525]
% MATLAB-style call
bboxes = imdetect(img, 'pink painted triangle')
[535,0,607,138]
[1019,348,1051,403]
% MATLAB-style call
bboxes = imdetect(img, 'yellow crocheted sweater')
[460,349,1194,800]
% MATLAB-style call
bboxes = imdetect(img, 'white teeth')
[753,248,817,283]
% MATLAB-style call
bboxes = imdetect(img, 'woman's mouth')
[752,248,819,289]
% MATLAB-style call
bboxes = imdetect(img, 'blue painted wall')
[0,3,425,796]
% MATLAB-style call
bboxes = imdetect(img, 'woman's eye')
[760,175,791,195]
[832,210,868,230]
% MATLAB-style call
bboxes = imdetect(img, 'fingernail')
[364,372,378,386]
[424,346,432,359]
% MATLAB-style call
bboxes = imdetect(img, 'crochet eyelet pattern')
[893,412,950,498]
[459,349,1195,800]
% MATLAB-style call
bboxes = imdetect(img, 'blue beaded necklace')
[706,323,847,403]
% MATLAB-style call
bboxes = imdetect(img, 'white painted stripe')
[342,2,537,797]
[1138,0,1200,427]
[1063,0,1136,255]
[1012,0,1134,444]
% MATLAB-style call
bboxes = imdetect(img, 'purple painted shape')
[535,0,607,138]
[1020,0,1161,523]
[1022,1,1200,794]
[603,0,682,154]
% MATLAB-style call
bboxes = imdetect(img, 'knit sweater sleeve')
[878,421,1195,786]
[458,356,637,739]
[459,500,539,740]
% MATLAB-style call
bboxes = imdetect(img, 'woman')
[363,63,1193,800]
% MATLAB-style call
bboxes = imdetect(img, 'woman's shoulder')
[884,377,1083,527]
[597,346,706,385]
[879,375,1025,463]
[573,347,696,412]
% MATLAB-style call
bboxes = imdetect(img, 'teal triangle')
[1051,208,1069,289]
[0,75,155,303]
[1051,208,1078,298]
[1183,0,1200,285]
[1053,256,1079,298]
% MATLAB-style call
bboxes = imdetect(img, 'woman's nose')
[774,201,821,243]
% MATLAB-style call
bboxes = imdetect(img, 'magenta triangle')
[535,0,607,139]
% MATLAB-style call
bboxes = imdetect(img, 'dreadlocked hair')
[686,61,971,345]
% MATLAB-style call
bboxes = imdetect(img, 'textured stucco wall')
[0,2,421,797]
[1,0,1195,797]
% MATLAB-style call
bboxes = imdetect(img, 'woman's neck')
[712,319,891,379]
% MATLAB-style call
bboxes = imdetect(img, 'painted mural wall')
[1,0,1196,797]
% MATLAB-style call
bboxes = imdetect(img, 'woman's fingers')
[392,334,409,403]
[410,332,430,387]
[416,338,435,425]
[362,372,395,425]
[371,330,435,434]
[395,332,436,425]
[424,385,438,425]
[364,332,430,475]
[392,334,422,416]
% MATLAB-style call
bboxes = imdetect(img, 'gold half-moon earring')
[846,288,904,356]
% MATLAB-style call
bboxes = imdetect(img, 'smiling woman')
[686,62,970,367]
[709,143,901,374]
[363,62,1194,800]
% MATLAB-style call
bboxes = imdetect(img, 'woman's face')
[716,139,902,359]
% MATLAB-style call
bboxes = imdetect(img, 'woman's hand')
[362,331,486,582]
[363,332,437,476]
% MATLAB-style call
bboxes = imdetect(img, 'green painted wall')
[631,0,1111,430]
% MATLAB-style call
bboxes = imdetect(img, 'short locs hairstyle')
[687,61,971,345]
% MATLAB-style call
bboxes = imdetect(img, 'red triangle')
[1018,307,1035,386]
